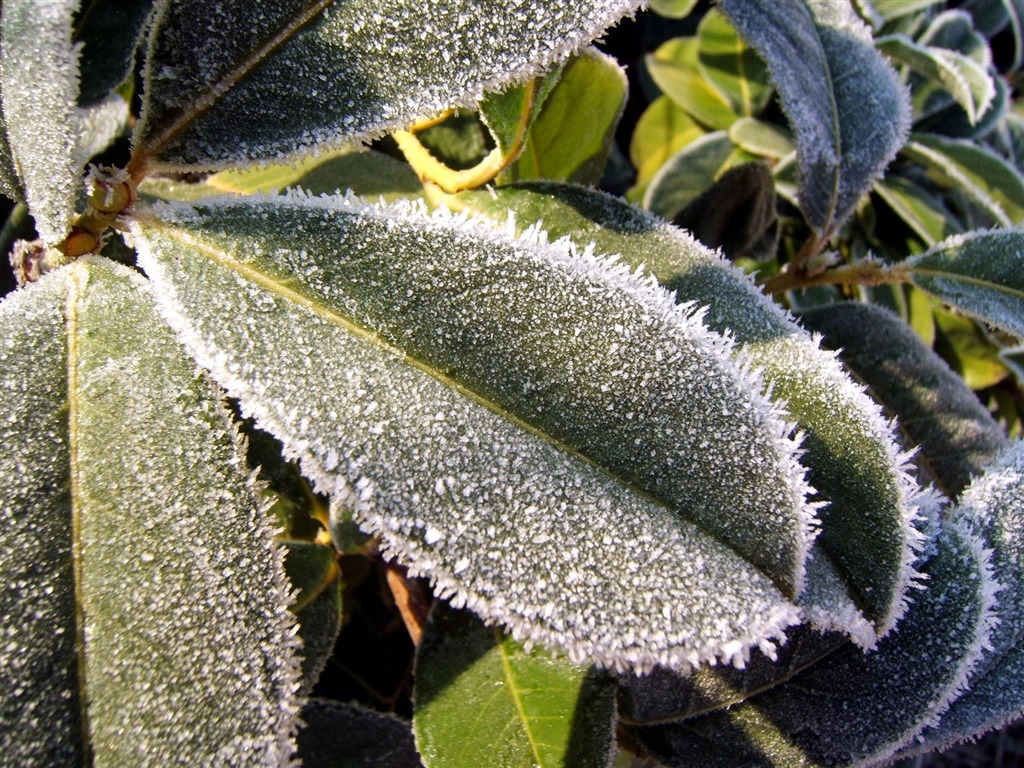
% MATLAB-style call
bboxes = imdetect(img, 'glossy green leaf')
[283,540,342,696]
[74,0,154,106]
[0,258,302,765]
[503,49,628,186]
[454,182,932,636]
[696,11,772,117]
[720,0,911,239]
[798,301,1009,499]
[877,34,994,125]
[131,192,818,673]
[478,65,562,162]
[134,0,643,171]
[0,0,81,244]
[905,229,1024,339]
[634,520,998,768]
[414,605,616,768]
[627,96,704,198]
[904,135,1024,226]
[642,131,738,220]
[873,174,964,246]
[650,0,700,19]
[207,147,361,194]
[645,38,740,131]
[728,117,795,160]
[298,699,422,768]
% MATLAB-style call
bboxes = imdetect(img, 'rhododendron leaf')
[134,0,644,171]
[455,181,933,636]
[0,258,301,765]
[130,191,818,673]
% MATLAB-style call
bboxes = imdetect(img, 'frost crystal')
[131,192,817,673]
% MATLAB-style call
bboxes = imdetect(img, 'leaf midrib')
[910,266,1024,300]
[495,629,544,767]
[131,0,334,174]
[65,263,92,762]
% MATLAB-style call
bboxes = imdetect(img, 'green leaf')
[720,0,911,238]
[904,135,1024,227]
[642,131,738,220]
[696,10,772,118]
[133,0,643,171]
[877,34,995,125]
[454,182,932,636]
[905,229,1024,339]
[633,519,998,768]
[0,0,82,244]
[933,308,1012,390]
[727,116,795,160]
[903,441,1024,756]
[283,540,342,697]
[798,301,1009,499]
[413,604,616,768]
[645,38,741,131]
[650,0,700,20]
[871,0,947,22]
[0,257,302,765]
[297,700,421,768]
[627,95,704,198]
[73,0,154,106]
[873,174,965,246]
[131,192,818,673]
[478,65,563,163]
[503,49,628,186]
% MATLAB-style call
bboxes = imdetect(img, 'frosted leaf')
[905,228,1024,340]
[72,92,130,170]
[130,192,814,673]
[799,301,1010,499]
[0,257,302,764]
[900,441,1024,756]
[0,0,81,245]
[74,0,155,106]
[633,519,999,768]
[0,270,82,766]
[134,0,644,171]
[298,699,421,768]
[719,0,910,238]
[455,182,932,637]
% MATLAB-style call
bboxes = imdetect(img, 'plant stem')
[760,258,909,294]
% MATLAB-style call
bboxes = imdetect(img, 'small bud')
[85,166,136,215]
[59,228,100,258]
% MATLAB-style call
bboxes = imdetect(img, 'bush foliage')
[2,1,1024,766]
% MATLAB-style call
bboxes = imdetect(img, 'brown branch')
[760,259,909,295]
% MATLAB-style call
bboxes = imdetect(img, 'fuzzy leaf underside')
[906,228,1024,339]
[130,192,814,674]
[634,520,998,768]
[719,0,910,238]
[135,0,643,170]
[798,302,1009,499]
[899,441,1024,757]
[0,258,302,766]
[0,0,81,244]
[413,605,616,768]
[455,181,928,636]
